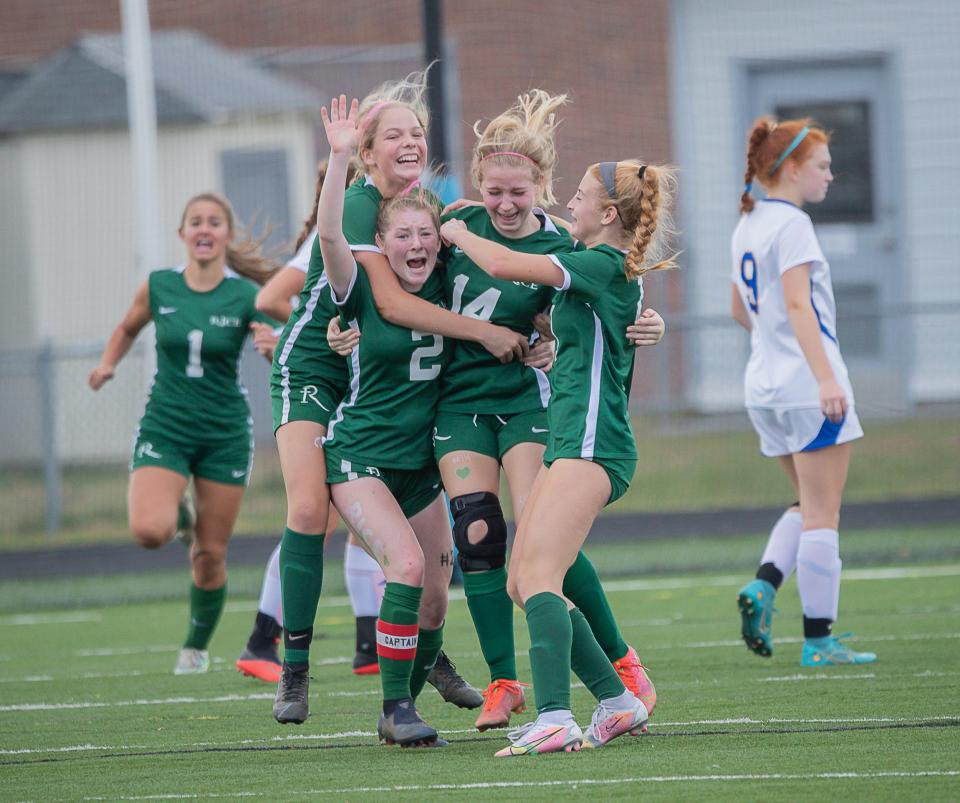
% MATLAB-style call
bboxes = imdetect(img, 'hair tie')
[638,165,647,181]
[744,181,753,193]
[599,161,618,199]
[399,179,421,197]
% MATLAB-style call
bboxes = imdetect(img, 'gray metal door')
[745,59,905,414]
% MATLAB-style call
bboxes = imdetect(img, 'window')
[775,101,874,225]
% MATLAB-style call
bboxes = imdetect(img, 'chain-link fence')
[1,1,958,538]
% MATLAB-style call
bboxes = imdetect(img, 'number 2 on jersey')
[740,252,759,313]
[410,331,443,381]
[186,329,204,378]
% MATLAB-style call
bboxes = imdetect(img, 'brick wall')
[2,0,682,400]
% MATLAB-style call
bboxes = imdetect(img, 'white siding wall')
[672,0,960,408]
[11,113,316,461]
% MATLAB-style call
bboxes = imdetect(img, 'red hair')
[740,117,829,214]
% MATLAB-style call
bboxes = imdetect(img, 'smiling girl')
[435,92,662,731]
[315,96,455,747]
[441,158,677,756]
[268,70,522,727]
[89,193,277,675]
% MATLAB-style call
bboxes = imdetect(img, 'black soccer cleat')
[377,698,439,747]
[426,651,483,709]
[273,661,310,724]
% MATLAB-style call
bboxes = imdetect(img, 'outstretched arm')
[88,280,152,390]
[358,251,528,363]
[318,95,364,300]
[440,218,564,287]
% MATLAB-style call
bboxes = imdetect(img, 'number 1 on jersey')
[186,329,204,378]
[740,252,759,313]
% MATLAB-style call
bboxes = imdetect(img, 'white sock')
[538,708,575,726]
[344,542,386,617]
[760,509,803,584]
[796,528,841,622]
[257,543,283,626]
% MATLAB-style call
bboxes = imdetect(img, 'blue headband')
[768,126,810,176]
[599,161,618,199]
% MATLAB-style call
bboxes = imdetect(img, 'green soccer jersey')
[323,266,451,469]
[271,177,384,409]
[438,206,570,414]
[141,267,272,441]
[543,244,643,463]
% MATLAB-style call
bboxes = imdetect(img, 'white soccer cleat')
[173,647,210,675]
[494,713,583,757]
[582,693,649,748]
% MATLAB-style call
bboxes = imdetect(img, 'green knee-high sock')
[378,582,422,701]
[463,567,516,681]
[409,624,444,700]
[569,607,627,702]
[183,583,226,649]
[563,550,629,662]
[279,527,325,665]
[525,592,573,713]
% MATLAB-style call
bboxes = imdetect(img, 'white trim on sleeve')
[547,254,570,290]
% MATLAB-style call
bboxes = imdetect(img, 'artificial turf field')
[1,560,958,800]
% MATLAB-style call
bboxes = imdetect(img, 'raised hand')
[320,95,362,156]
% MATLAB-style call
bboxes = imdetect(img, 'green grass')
[1,539,958,800]
[2,416,958,549]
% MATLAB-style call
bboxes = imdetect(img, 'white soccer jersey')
[287,227,315,274]
[730,199,854,409]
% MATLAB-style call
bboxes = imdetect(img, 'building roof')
[0,30,320,134]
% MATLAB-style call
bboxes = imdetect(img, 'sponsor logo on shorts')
[363,466,381,477]
[158,306,177,315]
[432,427,452,443]
[531,427,549,434]
[231,469,247,479]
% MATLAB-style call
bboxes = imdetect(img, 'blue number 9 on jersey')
[740,252,758,313]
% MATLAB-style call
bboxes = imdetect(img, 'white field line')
[0,611,103,626]
[6,715,958,756]
[78,770,960,799]
[681,632,960,649]
[5,564,954,626]
[758,673,876,682]
[601,564,960,596]
[2,630,958,684]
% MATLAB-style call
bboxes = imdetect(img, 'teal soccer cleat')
[801,635,877,666]
[737,579,776,657]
